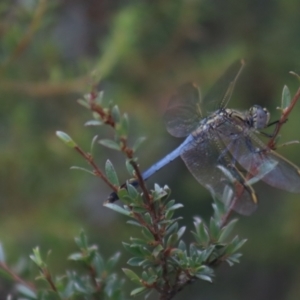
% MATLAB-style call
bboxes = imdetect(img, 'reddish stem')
[0,261,36,291]
[74,146,118,193]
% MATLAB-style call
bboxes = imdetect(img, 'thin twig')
[268,87,300,149]
[87,264,101,292]
[0,262,36,291]
[41,268,57,292]
[74,146,118,193]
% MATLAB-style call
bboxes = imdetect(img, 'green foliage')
[0,230,124,300]
[4,82,299,298]
[2,1,300,299]
[56,132,77,148]
[1,87,251,299]
[56,89,248,299]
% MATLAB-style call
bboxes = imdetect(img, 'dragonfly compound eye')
[249,105,270,130]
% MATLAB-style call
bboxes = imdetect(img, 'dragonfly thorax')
[247,105,270,130]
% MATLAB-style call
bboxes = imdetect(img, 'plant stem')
[0,262,36,291]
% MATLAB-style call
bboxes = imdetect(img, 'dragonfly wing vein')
[180,130,257,215]
[164,83,202,137]
[218,120,300,193]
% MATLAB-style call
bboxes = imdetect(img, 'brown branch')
[0,261,36,291]
[84,89,184,298]
[74,146,118,193]
[41,268,57,292]
[90,102,116,127]
[268,87,300,149]
[87,264,101,291]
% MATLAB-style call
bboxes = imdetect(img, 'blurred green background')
[1,0,300,299]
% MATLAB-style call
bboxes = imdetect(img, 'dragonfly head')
[248,105,270,129]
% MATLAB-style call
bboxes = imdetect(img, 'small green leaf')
[165,209,175,220]
[197,220,210,245]
[178,240,186,251]
[122,243,135,254]
[201,245,215,262]
[126,220,142,227]
[226,237,247,254]
[131,206,147,214]
[70,166,95,175]
[130,238,149,247]
[141,227,154,242]
[95,90,104,104]
[104,203,132,216]
[153,185,171,202]
[166,199,176,209]
[231,238,247,253]
[90,135,98,155]
[143,213,152,225]
[75,230,88,249]
[166,233,178,247]
[120,113,129,136]
[68,252,83,261]
[226,253,243,266]
[106,252,121,271]
[56,131,77,148]
[195,274,213,283]
[122,268,141,284]
[16,284,36,299]
[77,99,91,109]
[130,286,147,296]
[127,257,145,266]
[105,160,119,186]
[209,217,220,240]
[152,245,164,258]
[127,183,139,199]
[218,219,238,242]
[123,243,144,256]
[126,159,136,176]
[166,203,184,212]
[117,188,131,203]
[93,253,105,276]
[281,85,291,110]
[30,247,45,268]
[177,226,186,240]
[153,184,168,201]
[212,196,226,221]
[132,137,147,152]
[111,105,121,123]
[84,120,103,126]
[99,139,120,151]
[165,222,178,236]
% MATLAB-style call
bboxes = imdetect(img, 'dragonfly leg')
[217,135,240,166]
[260,119,288,138]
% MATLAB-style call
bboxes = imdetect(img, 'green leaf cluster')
[6,231,126,300]
[104,182,246,298]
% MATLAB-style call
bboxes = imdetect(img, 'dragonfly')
[108,60,300,215]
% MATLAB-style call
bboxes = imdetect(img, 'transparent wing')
[218,120,300,193]
[164,82,202,138]
[163,61,244,137]
[180,133,257,215]
[201,60,245,114]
